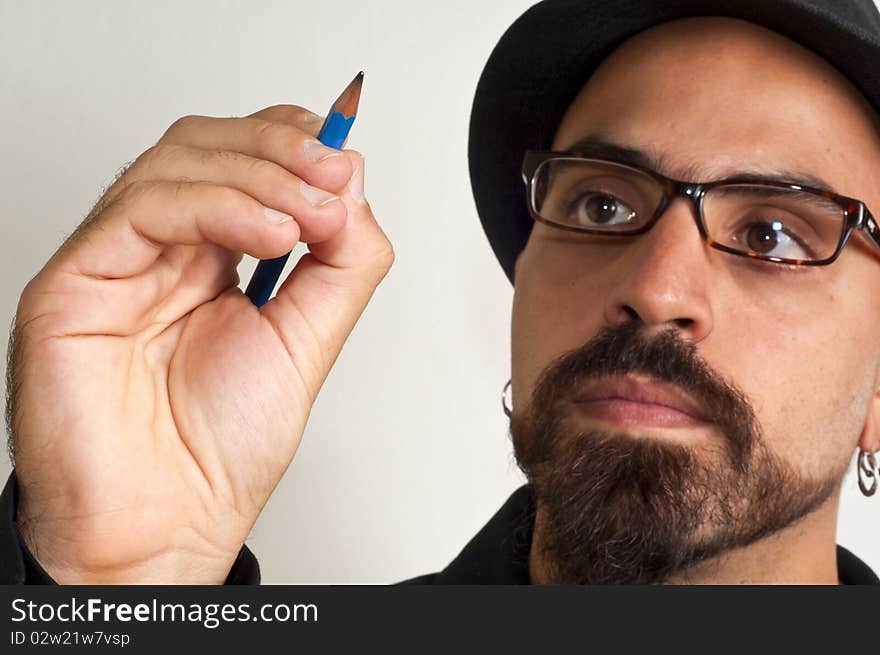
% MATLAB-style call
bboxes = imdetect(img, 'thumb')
[301,150,391,274]
[261,150,394,392]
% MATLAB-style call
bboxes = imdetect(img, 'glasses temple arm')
[862,210,880,253]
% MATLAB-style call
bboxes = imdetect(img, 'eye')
[735,219,811,260]
[568,192,638,227]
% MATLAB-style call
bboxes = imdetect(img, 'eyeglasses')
[521,151,880,266]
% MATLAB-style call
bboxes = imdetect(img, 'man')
[1,0,879,585]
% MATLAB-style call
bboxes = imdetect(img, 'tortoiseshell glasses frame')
[521,150,880,266]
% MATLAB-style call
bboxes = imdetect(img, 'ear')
[857,386,880,453]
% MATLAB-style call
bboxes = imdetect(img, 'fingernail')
[303,140,342,163]
[302,111,324,124]
[264,207,293,224]
[349,159,365,204]
[300,181,339,207]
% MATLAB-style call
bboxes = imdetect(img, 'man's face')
[509,16,880,584]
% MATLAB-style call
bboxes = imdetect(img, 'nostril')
[674,318,693,329]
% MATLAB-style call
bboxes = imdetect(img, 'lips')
[572,374,711,423]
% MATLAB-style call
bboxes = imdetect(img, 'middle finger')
[118,144,349,243]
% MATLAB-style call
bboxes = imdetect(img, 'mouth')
[571,373,712,430]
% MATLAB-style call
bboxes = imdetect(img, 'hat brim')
[468,0,880,284]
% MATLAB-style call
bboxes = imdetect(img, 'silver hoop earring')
[501,379,512,418]
[857,450,877,497]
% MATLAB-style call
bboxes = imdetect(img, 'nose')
[602,196,715,343]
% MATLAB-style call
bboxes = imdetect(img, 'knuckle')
[86,160,137,221]
[253,119,289,150]
[119,178,154,202]
[248,157,295,191]
[18,276,40,312]
[289,106,322,126]
[114,179,166,210]
[346,149,364,171]
[242,153,277,179]
[371,237,396,276]
[170,179,190,200]
[161,114,201,142]
[379,243,396,271]
[213,184,253,214]
[107,158,136,188]
[266,104,311,122]
[139,143,181,171]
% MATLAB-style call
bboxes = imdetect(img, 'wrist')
[16,514,238,585]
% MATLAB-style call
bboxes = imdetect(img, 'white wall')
[1,0,877,582]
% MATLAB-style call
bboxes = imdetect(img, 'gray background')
[1,0,876,582]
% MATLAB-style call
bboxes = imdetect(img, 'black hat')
[468,0,880,284]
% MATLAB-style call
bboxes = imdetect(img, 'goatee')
[510,321,839,584]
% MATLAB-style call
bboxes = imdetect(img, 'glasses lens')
[533,158,665,232]
[702,185,847,262]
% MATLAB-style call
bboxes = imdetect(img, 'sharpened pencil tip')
[332,71,364,118]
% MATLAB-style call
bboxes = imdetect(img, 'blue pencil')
[245,71,364,307]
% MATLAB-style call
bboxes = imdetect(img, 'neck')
[528,491,842,585]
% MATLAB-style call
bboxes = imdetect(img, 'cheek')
[511,239,614,407]
[710,286,875,477]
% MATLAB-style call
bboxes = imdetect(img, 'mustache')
[526,321,760,466]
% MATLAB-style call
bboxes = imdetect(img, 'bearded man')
[2,0,878,584]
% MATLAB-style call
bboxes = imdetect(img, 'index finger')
[158,110,353,193]
[249,105,353,150]
[248,104,325,136]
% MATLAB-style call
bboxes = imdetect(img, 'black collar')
[429,484,879,585]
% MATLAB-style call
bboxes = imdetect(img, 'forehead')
[550,17,880,199]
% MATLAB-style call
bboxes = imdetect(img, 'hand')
[7,104,393,583]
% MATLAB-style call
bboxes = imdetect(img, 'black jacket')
[1,471,877,585]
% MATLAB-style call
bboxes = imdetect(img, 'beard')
[510,321,840,585]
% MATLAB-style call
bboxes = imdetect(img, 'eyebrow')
[562,135,842,196]
[709,184,844,214]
